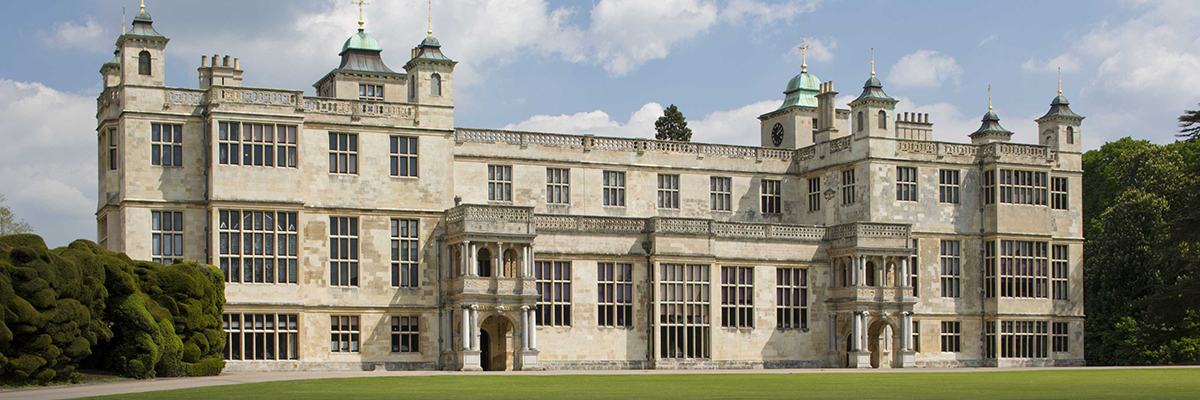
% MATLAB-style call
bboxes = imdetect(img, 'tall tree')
[1179,103,1200,142]
[0,194,32,235]
[654,104,693,142]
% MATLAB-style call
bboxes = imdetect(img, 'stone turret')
[116,1,169,87]
[1037,78,1084,153]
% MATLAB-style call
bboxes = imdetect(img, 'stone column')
[495,242,504,277]
[469,305,480,351]
[857,255,866,286]
[520,306,530,350]
[902,312,912,351]
[528,244,536,277]
[529,307,538,350]
[850,312,861,351]
[460,305,471,351]
[521,246,529,278]
[859,311,870,353]
[900,257,909,288]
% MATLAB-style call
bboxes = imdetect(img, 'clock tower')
[759,39,820,149]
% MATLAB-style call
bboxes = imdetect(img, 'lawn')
[82,369,1200,400]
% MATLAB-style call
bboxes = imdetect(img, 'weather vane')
[352,0,370,29]
[870,47,875,78]
[798,37,809,72]
[428,0,434,37]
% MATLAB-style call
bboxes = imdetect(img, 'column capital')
[461,304,472,310]
[861,310,870,317]
[470,304,479,311]
[521,305,530,312]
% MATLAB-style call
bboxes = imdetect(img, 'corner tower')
[403,15,456,108]
[847,51,897,139]
[117,1,168,87]
[1037,72,1084,153]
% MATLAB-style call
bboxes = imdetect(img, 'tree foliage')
[1179,103,1200,142]
[0,195,33,236]
[0,235,225,383]
[654,104,693,142]
[1083,137,1200,365]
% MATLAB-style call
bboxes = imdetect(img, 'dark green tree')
[1179,103,1200,142]
[654,104,693,142]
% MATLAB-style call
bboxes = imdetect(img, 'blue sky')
[1,0,1198,247]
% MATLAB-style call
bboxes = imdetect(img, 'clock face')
[771,123,785,146]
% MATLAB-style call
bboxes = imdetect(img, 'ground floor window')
[534,261,572,326]
[660,263,710,359]
[598,262,633,328]
[775,268,807,329]
[331,315,360,353]
[1001,320,1048,358]
[940,321,961,352]
[720,266,754,329]
[986,321,996,359]
[391,316,420,353]
[1052,322,1069,353]
[222,313,298,360]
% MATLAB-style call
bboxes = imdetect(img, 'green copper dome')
[778,71,820,110]
[340,29,382,55]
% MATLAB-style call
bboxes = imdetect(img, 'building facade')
[95,7,1085,372]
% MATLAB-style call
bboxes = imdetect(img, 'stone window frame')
[1052,322,1069,353]
[1050,176,1068,210]
[359,84,383,101]
[910,238,920,297]
[138,50,151,75]
[328,132,358,175]
[430,73,442,97]
[984,240,996,299]
[222,313,299,361]
[219,122,299,168]
[940,320,961,353]
[720,266,754,329]
[896,166,918,202]
[775,267,807,330]
[329,216,359,287]
[217,210,299,285]
[151,210,184,264]
[108,128,118,171]
[391,315,420,354]
[597,262,633,328]
[97,215,108,248]
[982,170,996,205]
[806,177,820,212]
[487,164,513,202]
[986,321,997,359]
[939,169,961,204]
[330,315,361,353]
[603,171,626,207]
[1001,320,1049,359]
[912,320,921,353]
[391,219,419,288]
[811,117,819,143]
[999,169,1048,206]
[762,179,783,214]
[546,167,570,205]
[841,169,856,205]
[939,239,961,298]
[534,261,572,327]
[1051,244,1068,300]
[150,123,183,167]
[710,176,732,212]
[389,136,419,178]
[657,174,680,210]
[999,240,1049,299]
[659,263,711,359]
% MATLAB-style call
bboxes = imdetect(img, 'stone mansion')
[95,5,1084,371]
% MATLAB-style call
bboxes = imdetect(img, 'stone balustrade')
[164,89,205,106]
[455,128,797,161]
[211,87,301,107]
[827,285,913,304]
[445,276,538,297]
[895,139,1054,163]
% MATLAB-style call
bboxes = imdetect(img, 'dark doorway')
[479,330,491,371]
[477,248,492,277]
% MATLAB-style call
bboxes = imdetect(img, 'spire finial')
[428,0,434,36]
[798,37,809,72]
[140,0,145,13]
[988,84,993,111]
[352,0,370,29]
[122,6,126,32]
[1057,67,1062,95]
[870,47,875,78]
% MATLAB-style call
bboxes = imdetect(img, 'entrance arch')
[867,319,901,368]
[480,315,514,371]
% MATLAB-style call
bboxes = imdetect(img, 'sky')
[0,0,1198,248]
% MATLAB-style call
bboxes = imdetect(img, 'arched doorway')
[865,262,877,286]
[480,315,513,371]
[477,248,492,277]
[867,319,901,368]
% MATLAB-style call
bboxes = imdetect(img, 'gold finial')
[140,0,145,13]
[798,37,809,72]
[352,0,370,29]
[988,84,993,111]
[870,47,875,78]
[1057,67,1062,95]
[122,6,126,32]
[428,0,433,36]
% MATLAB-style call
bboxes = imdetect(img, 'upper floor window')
[359,84,383,101]
[598,262,633,328]
[546,168,570,204]
[487,165,512,202]
[328,133,358,174]
[430,73,442,96]
[657,174,680,209]
[138,51,151,75]
[856,111,864,132]
[391,219,419,288]
[762,179,782,214]
[999,170,1047,206]
[720,266,754,329]
[710,177,731,211]
[217,210,298,284]
[1000,240,1049,299]
[896,166,918,202]
[219,122,298,168]
[1052,245,1069,300]
[1066,127,1075,144]
[939,169,960,204]
[841,170,856,205]
[776,267,807,330]
[878,110,887,129]
[984,240,996,299]
[407,75,416,102]
[940,240,961,298]
[151,210,183,264]
[1051,177,1068,210]
[390,136,418,177]
[603,171,626,207]
[108,129,118,170]
[329,216,359,287]
[151,123,182,167]
[806,177,820,212]
[983,170,996,205]
[811,117,818,142]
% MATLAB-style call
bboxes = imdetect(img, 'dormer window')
[431,73,442,97]
[359,84,383,102]
[138,51,151,75]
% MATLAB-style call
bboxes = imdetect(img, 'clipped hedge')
[0,235,225,383]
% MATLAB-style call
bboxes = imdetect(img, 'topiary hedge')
[0,235,225,383]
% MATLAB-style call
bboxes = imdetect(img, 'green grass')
[78,369,1200,400]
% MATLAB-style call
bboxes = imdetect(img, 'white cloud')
[719,0,825,26]
[0,79,97,247]
[46,17,107,52]
[590,0,720,76]
[886,50,963,89]
[1021,53,1081,73]
[978,34,998,47]
[503,100,779,146]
